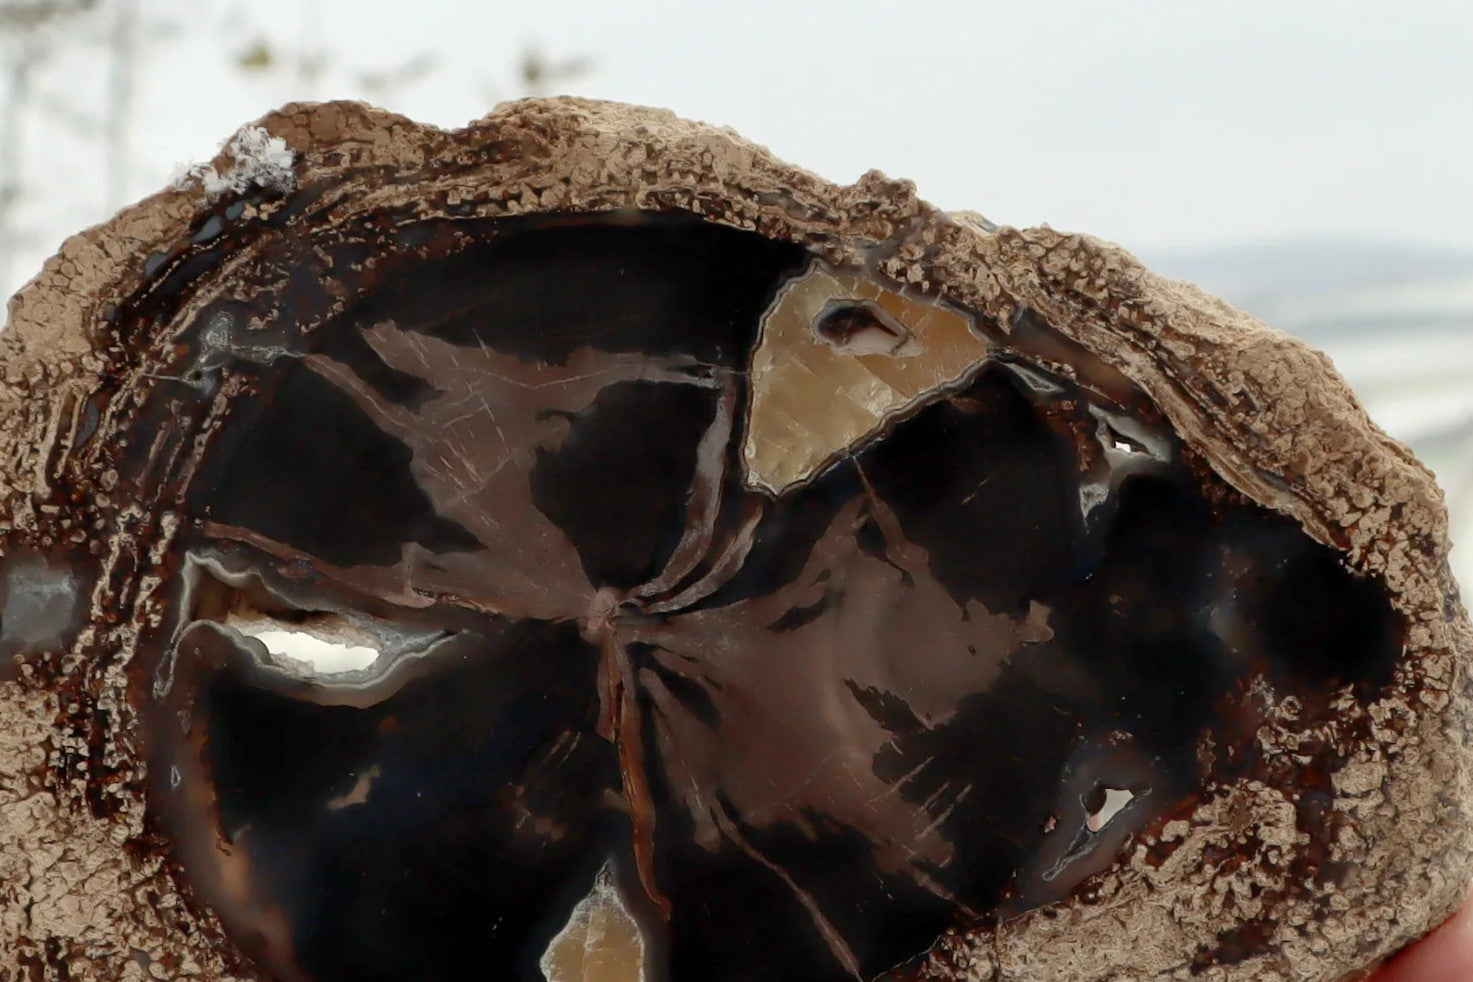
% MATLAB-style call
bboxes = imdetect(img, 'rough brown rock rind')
[0,97,1467,981]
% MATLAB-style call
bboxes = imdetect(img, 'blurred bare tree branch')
[2,0,589,299]
[0,0,101,288]
[517,46,594,97]
[104,0,136,205]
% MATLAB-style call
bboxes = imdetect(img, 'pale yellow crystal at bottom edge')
[540,865,647,982]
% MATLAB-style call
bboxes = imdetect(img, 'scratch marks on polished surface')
[133,214,1401,982]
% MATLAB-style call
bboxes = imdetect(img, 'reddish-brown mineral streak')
[0,97,1469,981]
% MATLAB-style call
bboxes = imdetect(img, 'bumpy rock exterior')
[0,98,1469,981]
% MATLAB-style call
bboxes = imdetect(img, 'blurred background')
[2,0,1469,588]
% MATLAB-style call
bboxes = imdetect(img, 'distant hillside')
[1141,237,1473,436]
[1143,239,1473,325]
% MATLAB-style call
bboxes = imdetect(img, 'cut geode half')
[0,99,1469,982]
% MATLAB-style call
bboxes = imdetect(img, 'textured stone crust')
[0,98,1469,981]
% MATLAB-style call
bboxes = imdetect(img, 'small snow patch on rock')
[177,125,296,201]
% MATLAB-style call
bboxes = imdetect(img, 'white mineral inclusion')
[226,611,380,675]
[742,261,990,495]
[177,124,297,202]
[540,865,647,982]
[1086,787,1137,833]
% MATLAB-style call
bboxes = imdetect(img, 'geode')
[0,98,1469,982]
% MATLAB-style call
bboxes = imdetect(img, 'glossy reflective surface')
[139,214,1401,982]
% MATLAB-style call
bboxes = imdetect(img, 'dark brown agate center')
[138,213,1400,982]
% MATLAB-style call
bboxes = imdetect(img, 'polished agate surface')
[137,213,1401,982]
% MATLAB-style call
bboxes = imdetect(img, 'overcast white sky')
[5,0,1472,294]
[142,0,1473,249]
